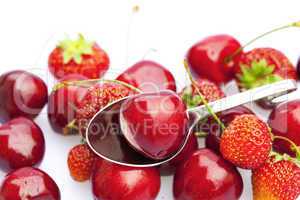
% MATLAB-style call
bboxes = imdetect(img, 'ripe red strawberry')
[75,81,137,135]
[179,78,225,108]
[235,48,297,90]
[220,114,272,169]
[48,34,109,79]
[252,155,300,200]
[67,144,97,182]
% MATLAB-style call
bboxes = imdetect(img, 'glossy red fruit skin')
[47,74,88,134]
[0,117,45,170]
[160,133,198,173]
[173,148,243,200]
[186,35,242,85]
[297,57,300,79]
[204,106,254,154]
[48,44,109,79]
[0,167,60,200]
[0,70,48,121]
[92,159,161,200]
[268,100,300,156]
[117,60,176,92]
[120,91,188,160]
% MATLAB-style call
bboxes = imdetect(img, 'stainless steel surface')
[86,79,297,167]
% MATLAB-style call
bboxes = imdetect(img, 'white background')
[1,0,300,199]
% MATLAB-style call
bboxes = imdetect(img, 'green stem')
[272,135,300,158]
[184,60,225,130]
[53,78,142,93]
[226,21,300,63]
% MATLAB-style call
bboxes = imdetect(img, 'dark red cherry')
[204,106,253,153]
[160,133,198,174]
[268,100,300,156]
[297,57,300,79]
[92,159,160,200]
[173,148,243,200]
[186,34,242,84]
[0,167,60,200]
[120,91,188,160]
[47,74,88,134]
[116,60,176,92]
[0,117,45,170]
[0,70,48,121]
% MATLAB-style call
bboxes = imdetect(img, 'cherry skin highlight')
[0,167,61,200]
[120,90,188,160]
[117,60,176,92]
[173,148,243,200]
[186,34,242,85]
[0,70,48,121]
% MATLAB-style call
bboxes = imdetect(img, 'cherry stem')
[183,60,225,130]
[53,78,142,93]
[194,131,208,138]
[272,135,300,158]
[226,21,300,62]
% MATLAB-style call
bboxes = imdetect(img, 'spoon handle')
[187,79,297,118]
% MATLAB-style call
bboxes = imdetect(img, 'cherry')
[297,57,300,79]
[120,90,188,160]
[160,133,198,174]
[0,167,60,200]
[92,159,161,200]
[116,60,177,92]
[0,117,45,170]
[186,34,242,85]
[47,74,88,134]
[173,148,243,200]
[0,70,48,121]
[204,106,254,153]
[268,100,300,156]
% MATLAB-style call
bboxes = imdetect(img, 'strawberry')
[67,144,97,182]
[235,48,297,90]
[252,155,300,200]
[180,78,225,108]
[220,114,272,169]
[75,81,137,135]
[48,34,109,79]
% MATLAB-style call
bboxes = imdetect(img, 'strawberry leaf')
[238,59,282,89]
[181,86,204,108]
[59,34,94,64]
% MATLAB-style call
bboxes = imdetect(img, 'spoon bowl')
[86,79,297,167]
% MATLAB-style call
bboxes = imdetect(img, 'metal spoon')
[86,79,297,167]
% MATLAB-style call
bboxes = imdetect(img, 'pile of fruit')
[0,20,300,200]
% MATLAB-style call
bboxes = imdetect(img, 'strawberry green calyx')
[272,135,300,167]
[269,151,300,168]
[237,59,282,89]
[181,86,202,108]
[59,34,94,64]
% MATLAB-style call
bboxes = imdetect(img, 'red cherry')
[160,133,198,173]
[117,60,176,92]
[204,106,254,153]
[0,117,45,170]
[186,34,242,84]
[0,167,60,200]
[297,57,300,79]
[120,91,188,160]
[173,148,243,200]
[47,74,88,134]
[268,100,300,156]
[0,70,48,121]
[92,159,161,200]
